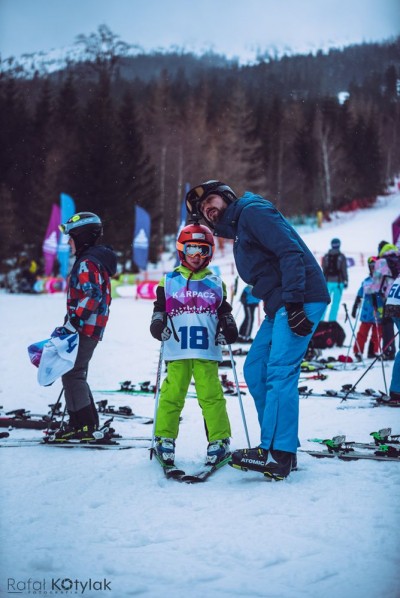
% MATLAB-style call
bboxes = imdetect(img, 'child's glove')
[285,303,314,337]
[351,296,362,318]
[150,312,172,342]
[216,313,238,345]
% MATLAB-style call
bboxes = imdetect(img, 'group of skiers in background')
[36,181,400,482]
[321,236,398,364]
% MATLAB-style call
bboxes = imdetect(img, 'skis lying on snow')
[152,450,232,483]
[94,380,199,400]
[0,408,61,430]
[300,359,361,372]
[222,347,249,356]
[96,379,238,399]
[0,434,151,449]
[0,401,154,430]
[301,429,400,461]
[96,400,153,423]
[298,385,391,403]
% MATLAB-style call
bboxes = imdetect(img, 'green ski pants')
[155,359,231,441]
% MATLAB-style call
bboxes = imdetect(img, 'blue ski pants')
[243,302,327,453]
[324,282,344,321]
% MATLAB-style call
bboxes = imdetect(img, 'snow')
[1,191,400,598]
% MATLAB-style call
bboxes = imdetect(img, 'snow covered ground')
[1,191,400,598]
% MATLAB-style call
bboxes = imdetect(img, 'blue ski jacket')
[214,192,330,317]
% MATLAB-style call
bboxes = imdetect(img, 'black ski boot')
[388,391,400,406]
[230,447,294,480]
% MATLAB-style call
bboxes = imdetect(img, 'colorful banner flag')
[42,204,61,276]
[132,206,151,270]
[57,193,76,279]
[392,214,400,247]
[175,182,190,266]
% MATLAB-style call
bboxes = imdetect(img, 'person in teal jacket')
[186,180,330,479]
[322,238,348,321]
[150,223,238,468]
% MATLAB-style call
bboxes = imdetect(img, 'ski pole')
[344,304,361,366]
[340,331,399,402]
[343,303,364,368]
[150,341,165,459]
[372,300,388,396]
[228,344,251,448]
[45,387,64,435]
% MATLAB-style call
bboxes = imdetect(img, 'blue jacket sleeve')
[240,203,306,303]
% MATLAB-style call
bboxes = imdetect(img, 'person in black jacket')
[186,180,330,479]
[322,238,348,321]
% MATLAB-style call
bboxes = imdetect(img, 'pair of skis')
[152,450,232,484]
[0,402,154,430]
[0,407,62,430]
[94,380,200,400]
[96,400,153,424]
[302,428,400,461]
[0,432,151,450]
[298,385,390,403]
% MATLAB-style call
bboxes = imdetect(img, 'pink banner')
[42,204,61,276]
[136,281,158,300]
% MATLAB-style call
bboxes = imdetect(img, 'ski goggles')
[181,242,213,258]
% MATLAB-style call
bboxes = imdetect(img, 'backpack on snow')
[308,321,346,349]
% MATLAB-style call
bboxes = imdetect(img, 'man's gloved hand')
[216,313,238,345]
[351,296,361,318]
[150,312,172,342]
[285,303,314,337]
[51,319,77,337]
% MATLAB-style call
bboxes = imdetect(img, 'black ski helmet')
[59,212,103,251]
[185,180,237,227]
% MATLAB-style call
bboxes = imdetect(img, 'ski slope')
[0,190,399,598]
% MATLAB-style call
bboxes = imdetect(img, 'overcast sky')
[1,0,399,63]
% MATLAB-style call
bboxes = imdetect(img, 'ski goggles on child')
[182,242,213,258]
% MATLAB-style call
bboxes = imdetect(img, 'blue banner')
[57,193,76,278]
[175,183,190,266]
[133,206,151,270]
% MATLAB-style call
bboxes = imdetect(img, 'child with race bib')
[150,223,238,467]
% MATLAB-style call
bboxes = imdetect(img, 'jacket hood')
[214,192,266,239]
[77,245,118,276]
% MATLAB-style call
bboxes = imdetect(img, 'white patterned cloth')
[36,332,80,386]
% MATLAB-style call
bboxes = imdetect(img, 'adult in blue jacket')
[186,181,330,479]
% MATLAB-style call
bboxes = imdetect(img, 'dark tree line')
[0,28,399,269]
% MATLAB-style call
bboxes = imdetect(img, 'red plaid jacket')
[67,246,117,341]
